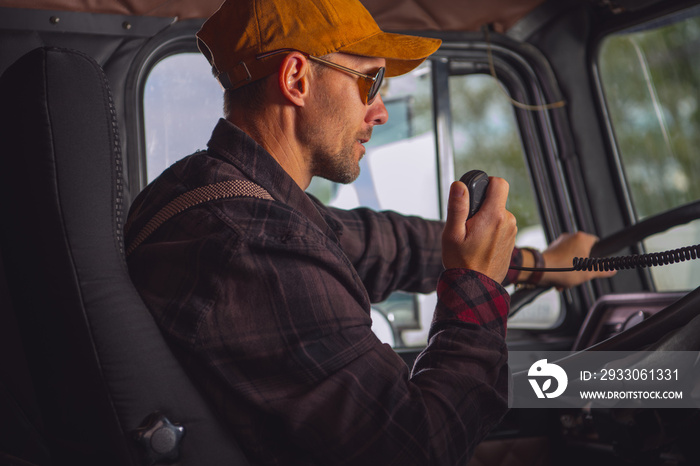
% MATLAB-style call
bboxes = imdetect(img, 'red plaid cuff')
[434,268,510,334]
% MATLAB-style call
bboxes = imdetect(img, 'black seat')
[0,47,250,465]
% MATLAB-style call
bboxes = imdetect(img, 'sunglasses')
[256,49,386,105]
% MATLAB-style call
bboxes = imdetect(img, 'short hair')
[222,76,270,119]
[217,59,328,119]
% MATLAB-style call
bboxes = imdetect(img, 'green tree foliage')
[449,74,540,228]
[599,14,700,218]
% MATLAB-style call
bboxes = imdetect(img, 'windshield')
[598,6,700,291]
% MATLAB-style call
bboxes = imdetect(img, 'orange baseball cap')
[196,0,442,90]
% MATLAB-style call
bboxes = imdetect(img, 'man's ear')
[278,52,310,106]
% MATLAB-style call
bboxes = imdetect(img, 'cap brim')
[339,31,442,77]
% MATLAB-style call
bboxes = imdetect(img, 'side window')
[449,72,561,329]
[144,53,223,182]
[598,7,700,291]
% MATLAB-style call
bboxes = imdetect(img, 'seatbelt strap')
[126,179,273,257]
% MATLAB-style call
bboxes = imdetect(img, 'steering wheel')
[509,199,700,321]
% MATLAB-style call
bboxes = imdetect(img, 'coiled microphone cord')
[510,244,700,273]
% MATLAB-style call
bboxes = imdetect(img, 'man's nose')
[367,93,389,126]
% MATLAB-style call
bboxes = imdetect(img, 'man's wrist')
[517,247,544,286]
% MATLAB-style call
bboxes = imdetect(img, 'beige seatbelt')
[126,179,273,257]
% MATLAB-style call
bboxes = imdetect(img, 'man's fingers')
[441,177,516,281]
[480,177,509,212]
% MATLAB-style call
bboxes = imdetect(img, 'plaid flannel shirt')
[126,119,519,465]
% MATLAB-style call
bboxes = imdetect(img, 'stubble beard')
[311,140,362,184]
[302,93,368,185]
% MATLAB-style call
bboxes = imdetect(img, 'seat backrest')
[0,46,250,466]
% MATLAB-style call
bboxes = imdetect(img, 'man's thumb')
[443,181,470,240]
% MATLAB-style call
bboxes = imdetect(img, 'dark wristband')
[522,247,544,285]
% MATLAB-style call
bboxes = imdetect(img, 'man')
[125,0,612,463]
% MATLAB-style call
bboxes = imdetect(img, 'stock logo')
[528,359,568,399]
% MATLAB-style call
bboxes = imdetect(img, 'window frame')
[429,32,594,333]
[124,19,205,202]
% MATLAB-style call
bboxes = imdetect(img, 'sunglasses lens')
[366,67,386,104]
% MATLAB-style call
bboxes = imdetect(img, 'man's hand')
[442,177,517,283]
[539,232,617,289]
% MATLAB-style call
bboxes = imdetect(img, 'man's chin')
[317,166,361,185]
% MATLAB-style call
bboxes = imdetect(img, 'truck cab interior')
[1,0,700,465]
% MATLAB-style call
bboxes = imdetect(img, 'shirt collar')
[207,118,339,241]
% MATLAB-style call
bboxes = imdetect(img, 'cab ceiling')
[0,0,547,32]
